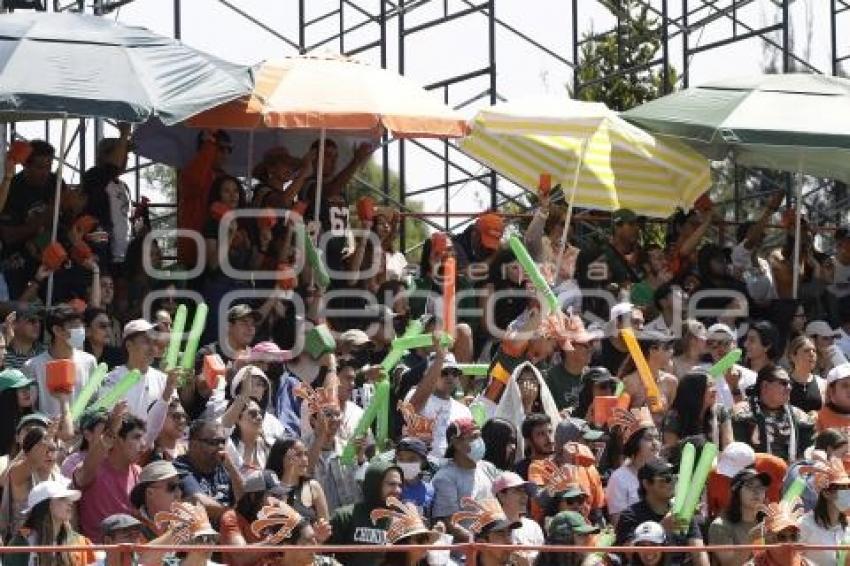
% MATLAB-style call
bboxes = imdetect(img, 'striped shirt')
[2,341,44,370]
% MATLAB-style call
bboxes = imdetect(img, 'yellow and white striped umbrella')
[460,98,711,218]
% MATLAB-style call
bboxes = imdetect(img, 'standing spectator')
[545,326,598,411]
[83,307,124,369]
[3,306,44,370]
[73,410,146,542]
[787,335,824,413]
[595,303,645,375]
[707,323,756,404]
[620,330,678,420]
[103,319,170,421]
[5,480,95,566]
[798,457,850,566]
[250,146,311,208]
[451,211,504,272]
[709,467,771,566]
[330,459,403,566]
[615,461,709,566]
[173,419,244,523]
[432,419,498,542]
[23,305,97,417]
[662,369,732,449]
[645,283,685,334]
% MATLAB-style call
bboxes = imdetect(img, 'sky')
[10,0,837,237]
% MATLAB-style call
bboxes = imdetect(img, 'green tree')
[574,0,677,111]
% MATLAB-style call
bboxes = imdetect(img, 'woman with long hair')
[787,335,825,412]
[265,437,329,523]
[221,365,286,454]
[662,369,732,449]
[799,457,850,566]
[147,398,189,462]
[744,321,781,374]
[0,369,37,458]
[709,467,770,566]
[481,418,517,472]
[6,480,94,566]
[671,320,708,379]
[620,333,678,424]
[82,307,124,368]
[605,410,661,526]
[225,397,270,476]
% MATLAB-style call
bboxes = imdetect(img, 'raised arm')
[408,333,447,412]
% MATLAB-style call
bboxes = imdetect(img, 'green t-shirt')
[545,364,583,411]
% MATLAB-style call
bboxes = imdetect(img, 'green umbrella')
[0,11,253,124]
[621,73,850,182]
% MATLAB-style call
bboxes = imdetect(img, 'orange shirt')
[528,459,605,523]
[816,405,850,433]
[177,140,219,266]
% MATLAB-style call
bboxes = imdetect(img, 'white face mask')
[67,327,86,350]
[835,489,850,512]
[397,461,421,482]
[468,437,486,462]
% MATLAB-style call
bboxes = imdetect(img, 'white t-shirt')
[512,516,544,562]
[24,349,97,417]
[732,242,777,304]
[103,364,168,421]
[606,464,640,516]
[384,251,408,281]
[405,389,472,459]
[799,510,850,566]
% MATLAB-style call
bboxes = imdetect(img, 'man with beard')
[514,413,554,480]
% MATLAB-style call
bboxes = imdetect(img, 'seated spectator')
[251,500,338,566]
[129,460,185,536]
[625,521,668,566]
[173,419,244,523]
[0,368,38,458]
[5,480,94,566]
[0,425,63,539]
[451,211,504,271]
[514,413,556,480]
[615,461,709,566]
[662,369,732,449]
[491,471,543,562]
[575,367,620,424]
[606,408,661,526]
[372,496,444,566]
[265,437,329,523]
[3,305,44,370]
[709,467,770,566]
[393,437,434,516]
[147,398,189,463]
[74,408,146,542]
[671,319,708,379]
[743,321,781,375]
[23,305,97,417]
[798,457,850,566]
[83,307,124,369]
[537,510,601,566]
[806,320,841,376]
[744,501,810,566]
[731,365,814,461]
[645,283,685,334]
[816,362,850,431]
[330,459,403,566]
[100,514,147,564]
[431,419,498,542]
[595,302,645,375]
[707,323,755,404]
[787,335,824,413]
[480,417,518,473]
[620,330,677,422]
[545,326,598,412]
[449,497,519,566]
[488,364,560,444]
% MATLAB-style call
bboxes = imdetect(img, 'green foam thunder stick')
[672,442,696,516]
[180,304,209,371]
[341,380,389,465]
[457,364,489,376]
[708,348,741,408]
[379,320,425,373]
[374,380,390,451]
[163,304,187,370]
[781,476,808,504]
[91,369,141,411]
[470,402,488,426]
[70,363,108,420]
[392,333,453,351]
[677,442,718,525]
[508,235,559,313]
[297,223,331,288]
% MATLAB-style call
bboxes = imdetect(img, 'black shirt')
[615,499,702,565]
[790,375,823,412]
[594,339,629,375]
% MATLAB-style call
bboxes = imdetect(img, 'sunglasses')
[156,481,181,493]
[198,437,226,447]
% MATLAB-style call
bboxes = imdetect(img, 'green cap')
[548,511,600,540]
[0,369,35,393]
[612,208,638,224]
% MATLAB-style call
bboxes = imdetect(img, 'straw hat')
[370,496,439,545]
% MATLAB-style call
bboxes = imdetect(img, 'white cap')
[707,323,736,340]
[827,363,850,386]
[23,480,81,515]
[122,319,156,340]
[429,352,460,371]
[806,320,839,339]
[716,442,755,478]
[610,302,635,322]
[632,521,665,545]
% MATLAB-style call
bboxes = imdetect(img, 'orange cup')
[8,140,32,165]
[203,354,226,390]
[45,359,75,394]
[592,396,618,427]
[42,242,68,271]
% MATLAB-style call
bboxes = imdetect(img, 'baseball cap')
[638,329,675,344]
[637,460,675,482]
[612,208,638,225]
[491,472,535,496]
[22,480,81,515]
[122,319,156,341]
[632,521,665,545]
[827,363,850,386]
[396,437,429,460]
[445,418,477,459]
[548,511,600,541]
[476,213,504,250]
[0,369,34,393]
[707,323,736,340]
[730,467,772,490]
[430,351,461,373]
[227,303,260,323]
[807,320,839,339]
[558,484,586,500]
[582,367,617,385]
[129,460,186,508]
[555,417,605,447]
[101,514,143,537]
[716,442,756,478]
[338,329,371,349]
[16,412,51,432]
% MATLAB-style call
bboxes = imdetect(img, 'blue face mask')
[468,437,486,462]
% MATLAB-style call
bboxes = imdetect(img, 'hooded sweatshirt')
[330,459,401,566]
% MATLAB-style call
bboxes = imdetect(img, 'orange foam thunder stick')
[442,255,456,339]
[538,173,552,196]
[620,328,664,414]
